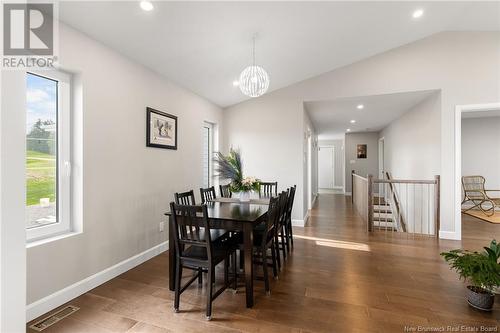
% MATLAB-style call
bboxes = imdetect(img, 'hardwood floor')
[28,194,499,332]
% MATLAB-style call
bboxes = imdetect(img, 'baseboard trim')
[292,211,310,227]
[439,231,461,240]
[26,241,168,322]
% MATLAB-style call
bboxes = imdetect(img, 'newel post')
[434,175,441,237]
[367,174,374,232]
[351,170,355,204]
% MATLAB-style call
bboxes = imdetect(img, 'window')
[202,122,214,188]
[26,71,71,241]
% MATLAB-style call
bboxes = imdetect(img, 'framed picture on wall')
[357,144,367,159]
[146,107,178,150]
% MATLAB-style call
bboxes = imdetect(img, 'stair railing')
[366,173,440,236]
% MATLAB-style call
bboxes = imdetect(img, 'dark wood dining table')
[165,197,270,308]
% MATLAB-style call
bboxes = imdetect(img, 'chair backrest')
[462,176,486,199]
[286,185,297,221]
[219,184,232,198]
[260,181,278,197]
[170,202,212,261]
[259,196,279,248]
[174,190,196,205]
[200,186,216,203]
[272,190,288,230]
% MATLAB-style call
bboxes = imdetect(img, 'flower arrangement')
[214,148,260,194]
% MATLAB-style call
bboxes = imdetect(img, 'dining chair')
[284,185,297,251]
[170,202,237,320]
[276,190,289,263]
[252,195,280,294]
[174,190,196,205]
[200,186,217,203]
[271,191,288,271]
[175,189,229,251]
[260,181,278,197]
[219,184,232,198]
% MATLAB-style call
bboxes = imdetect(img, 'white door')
[318,147,334,189]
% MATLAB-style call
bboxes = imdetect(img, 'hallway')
[28,194,499,332]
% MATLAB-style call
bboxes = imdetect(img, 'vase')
[239,191,251,202]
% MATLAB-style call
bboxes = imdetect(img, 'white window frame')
[203,121,215,188]
[26,70,72,242]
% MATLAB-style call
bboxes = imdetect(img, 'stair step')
[373,217,394,222]
[373,221,396,228]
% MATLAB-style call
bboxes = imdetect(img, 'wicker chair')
[461,176,500,216]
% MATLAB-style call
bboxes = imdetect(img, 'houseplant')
[440,240,500,311]
[214,148,260,202]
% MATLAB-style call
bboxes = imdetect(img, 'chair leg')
[197,268,203,285]
[206,266,213,320]
[274,234,281,270]
[224,257,229,287]
[284,223,290,253]
[262,249,270,295]
[239,249,244,270]
[232,251,238,290]
[280,226,287,260]
[271,241,278,279]
[288,220,294,248]
[174,261,182,312]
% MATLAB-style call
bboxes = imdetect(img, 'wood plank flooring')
[28,194,500,332]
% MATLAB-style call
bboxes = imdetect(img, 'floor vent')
[29,305,80,331]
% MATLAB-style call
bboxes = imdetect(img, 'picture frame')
[146,107,178,150]
[357,144,367,159]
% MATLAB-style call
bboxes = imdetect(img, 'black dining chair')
[219,184,232,198]
[284,185,297,251]
[252,195,280,294]
[200,186,216,203]
[275,190,289,265]
[170,202,237,320]
[174,190,196,205]
[260,181,278,197]
[175,189,229,251]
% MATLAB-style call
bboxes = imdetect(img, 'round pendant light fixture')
[239,35,270,98]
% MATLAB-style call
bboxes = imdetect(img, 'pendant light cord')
[252,34,256,66]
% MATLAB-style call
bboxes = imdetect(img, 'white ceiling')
[305,90,438,140]
[59,1,500,107]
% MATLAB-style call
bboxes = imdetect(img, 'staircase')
[372,197,397,231]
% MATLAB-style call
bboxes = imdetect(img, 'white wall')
[25,23,223,308]
[344,132,379,193]
[318,139,344,189]
[223,32,500,239]
[381,92,441,180]
[1,71,27,333]
[462,116,500,189]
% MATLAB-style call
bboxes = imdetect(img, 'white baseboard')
[292,211,310,227]
[26,241,168,322]
[439,231,461,240]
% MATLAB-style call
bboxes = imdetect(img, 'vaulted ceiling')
[59,1,500,107]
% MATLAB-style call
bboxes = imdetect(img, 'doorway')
[318,146,335,190]
[455,103,500,241]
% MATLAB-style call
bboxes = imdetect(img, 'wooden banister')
[384,172,407,232]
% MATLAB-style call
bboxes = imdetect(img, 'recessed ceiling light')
[412,9,424,19]
[346,128,351,132]
[357,104,364,109]
[350,120,356,124]
[232,80,239,86]
[140,1,154,11]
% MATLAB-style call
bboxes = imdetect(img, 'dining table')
[165,196,271,308]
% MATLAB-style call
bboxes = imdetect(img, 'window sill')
[26,230,82,248]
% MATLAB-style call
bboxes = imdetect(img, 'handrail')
[384,172,407,232]
[374,179,437,185]
[359,171,441,236]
